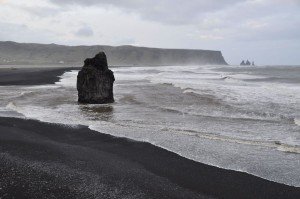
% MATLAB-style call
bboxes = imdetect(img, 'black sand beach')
[0,67,300,199]
[1,117,300,199]
[0,67,79,86]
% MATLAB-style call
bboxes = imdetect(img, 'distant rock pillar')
[77,52,115,104]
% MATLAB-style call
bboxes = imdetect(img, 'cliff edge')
[0,41,227,66]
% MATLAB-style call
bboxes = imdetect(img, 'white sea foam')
[277,145,300,154]
[25,85,60,89]
[6,101,18,110]
[225,73,266,80]
[294,118,300,126]
[55,70,78,87]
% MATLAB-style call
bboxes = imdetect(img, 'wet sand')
[0,67,79,85]
[0,67,300,198]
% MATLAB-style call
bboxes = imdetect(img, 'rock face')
[77,52,115,104]
[240,60,253,66]
[0,41,228,66]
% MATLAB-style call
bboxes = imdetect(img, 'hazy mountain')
[0,41,227,66]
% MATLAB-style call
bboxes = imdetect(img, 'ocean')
[0,64,299,186]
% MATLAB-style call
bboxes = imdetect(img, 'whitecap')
[55,70,78,88]
[294,118,300,126]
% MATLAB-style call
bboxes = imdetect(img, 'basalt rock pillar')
[77,52,115,104]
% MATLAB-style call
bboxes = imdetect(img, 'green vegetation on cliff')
[0,41,227,66]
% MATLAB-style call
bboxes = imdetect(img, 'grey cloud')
[75,26,94,37]
[237,20,300,42]
[0,22,28,40]
[113,37,136,45]
[21,6,63,18]
[0,22,56,43]
[18,5,63,17]
[192,0,300,42]
[49,0,244,24]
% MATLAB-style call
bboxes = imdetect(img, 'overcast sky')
[0,0,299,65]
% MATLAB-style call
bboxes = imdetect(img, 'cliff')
[0,41,227,66]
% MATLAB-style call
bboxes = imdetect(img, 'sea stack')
[77,52,115,104]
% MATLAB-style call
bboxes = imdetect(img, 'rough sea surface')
[0,65,299,186]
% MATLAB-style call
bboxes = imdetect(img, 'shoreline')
[0,67,80,86]
[0,66,300,198]
[1,116,300,199]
